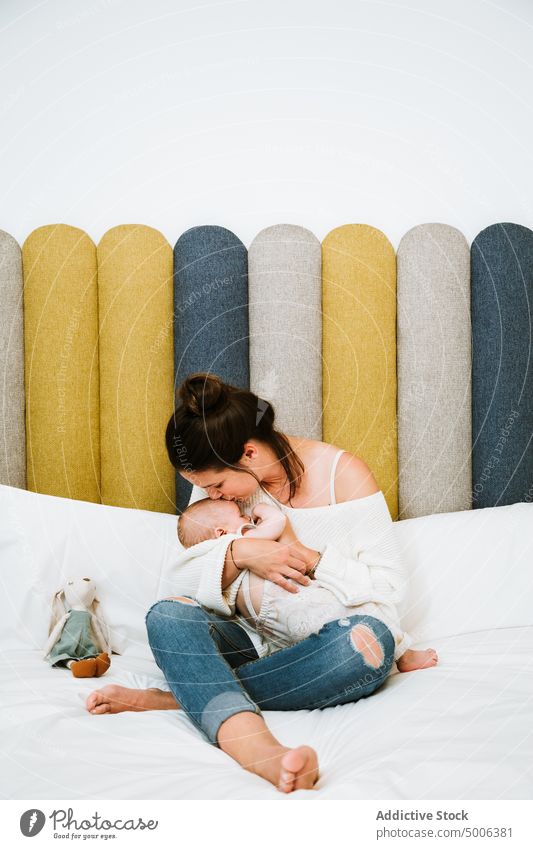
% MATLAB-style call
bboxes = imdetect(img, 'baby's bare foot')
[397,648,438,673]
[85,685,179,715]
[277,746,319,793]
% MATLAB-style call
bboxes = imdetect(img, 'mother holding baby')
[86,373,436,793]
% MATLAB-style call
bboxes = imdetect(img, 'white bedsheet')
[2,627,531,800]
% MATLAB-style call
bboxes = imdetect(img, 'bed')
[1,483,531,799]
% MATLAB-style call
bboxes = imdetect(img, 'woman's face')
[180,465,259,502]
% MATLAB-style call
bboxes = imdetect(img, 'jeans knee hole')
[349,624,384,669]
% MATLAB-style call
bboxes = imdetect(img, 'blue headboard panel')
[471,223,533,508]
[173,225,249,512]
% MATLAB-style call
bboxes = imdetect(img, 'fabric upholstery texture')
[0,230,25,489]
[322,225,398,518]
[173,226,249,512]
[98,225,175,513]
[14,218,533,517]
[22,225,100,502]
[397,224,472,519]
[471,223,533,508]
[248,224,322,440]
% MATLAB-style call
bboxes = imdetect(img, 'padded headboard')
[1,221,532,519]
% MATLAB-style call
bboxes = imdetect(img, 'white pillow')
[2,484,532,660]
[395,501,533,642]
[0,484,178,659]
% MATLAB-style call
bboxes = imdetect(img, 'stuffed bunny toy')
[43,577,112,678]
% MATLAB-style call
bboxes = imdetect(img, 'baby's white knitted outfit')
[238,491,412,661]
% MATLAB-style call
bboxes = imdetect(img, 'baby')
[178,497,438,673]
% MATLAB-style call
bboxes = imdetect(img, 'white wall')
[1,0,533,248]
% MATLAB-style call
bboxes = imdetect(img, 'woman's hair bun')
[178,373,230,416]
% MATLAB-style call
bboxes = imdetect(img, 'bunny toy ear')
[89,598,112,655]
[48,589,66,636]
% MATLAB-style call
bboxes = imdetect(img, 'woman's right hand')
[229,537,312,593]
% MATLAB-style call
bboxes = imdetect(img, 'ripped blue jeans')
[145,598,395,746]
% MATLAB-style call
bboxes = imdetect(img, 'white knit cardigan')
[169,484,411,660]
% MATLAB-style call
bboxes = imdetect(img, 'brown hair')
[166,373,304,501]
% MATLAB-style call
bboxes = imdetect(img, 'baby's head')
[178,498,251,548]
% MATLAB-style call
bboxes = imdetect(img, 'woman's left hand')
[279,517,320,575]
[291,541,321,575]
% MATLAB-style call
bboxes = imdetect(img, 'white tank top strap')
[239,571,258,622]
[329,449,345,505]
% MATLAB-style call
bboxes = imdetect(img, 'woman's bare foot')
[278,747,319,793]
[85,685,179,714]
[217,712,319,793]
[397,648,438,673]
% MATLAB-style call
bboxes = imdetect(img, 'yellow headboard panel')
[322,225,398,518]
[22,225,100,502]
[97,225,175,512]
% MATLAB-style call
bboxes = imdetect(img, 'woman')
[86,373,401,793]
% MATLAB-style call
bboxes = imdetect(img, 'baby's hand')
[251,503,282,523]
[246,503,286,540]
